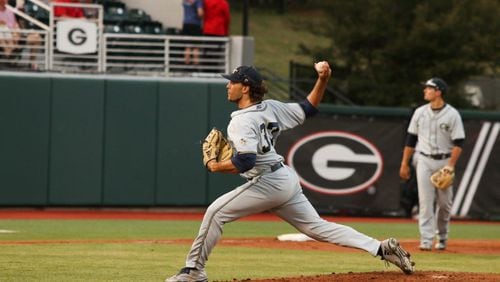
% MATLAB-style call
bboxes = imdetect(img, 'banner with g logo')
[287,131,383,195]
[56,20,97,54]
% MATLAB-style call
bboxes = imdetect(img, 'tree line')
[295,0,499,108]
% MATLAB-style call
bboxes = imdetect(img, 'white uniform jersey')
[408,103,465,155]
[227,99,305,179]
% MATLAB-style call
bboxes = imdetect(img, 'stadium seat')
[127,8,151,23]
[104,6,128,23]
[165,27,181,35]
[96,0,126,11]
[123,23,145,34]
[24,2,49,24]
[144,21,164,35]
[104,24,123,33]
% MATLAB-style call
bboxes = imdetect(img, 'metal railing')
[0,28,48,71]
[48,2,103,72]
[1,3,49,70]
[103,34,229,76]
[1,1,230,76]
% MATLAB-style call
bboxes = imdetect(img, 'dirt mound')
[236,271,500,281]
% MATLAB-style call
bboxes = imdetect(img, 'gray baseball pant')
[185,165,381,270]
[416,156,454,244]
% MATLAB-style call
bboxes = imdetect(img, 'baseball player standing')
[166,62,415,282]
[399,78,465,251]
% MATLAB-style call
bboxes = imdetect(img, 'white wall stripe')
[451,122,491,216]
[459,122,500,217]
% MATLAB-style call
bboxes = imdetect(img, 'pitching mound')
[238,271,500,281]
[214,238,500,281]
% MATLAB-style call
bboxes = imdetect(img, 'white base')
[276,233,315,242]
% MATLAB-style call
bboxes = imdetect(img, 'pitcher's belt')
[270,162,284,172]
[420,152,451,160]
[246,162,284,181]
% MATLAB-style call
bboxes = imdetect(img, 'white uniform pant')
[416,155,454,244]
[185,165,381,270]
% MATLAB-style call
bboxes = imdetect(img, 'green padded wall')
[0,76,51,205]
[156,82,209,205]
[103,80,158,205]
[0,74,245,206]
[49,78,105,205]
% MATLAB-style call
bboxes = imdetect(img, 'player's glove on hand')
[430,165,455,190]
[202,128,233,167]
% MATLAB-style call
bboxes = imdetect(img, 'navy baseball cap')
[221,66,262,87]
[423,78,448,93]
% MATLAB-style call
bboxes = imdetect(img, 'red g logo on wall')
[287,131,383,195]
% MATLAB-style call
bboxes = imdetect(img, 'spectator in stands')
[0,0,40,69]
[53,0,84,18]
[182,0,203,67]
[201,0,229,73]
[0,0,20,60]
[202,0,229,37]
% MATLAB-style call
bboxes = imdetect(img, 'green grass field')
[1,219,499,281]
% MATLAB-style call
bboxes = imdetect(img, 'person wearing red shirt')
[201,0,229,73]
[202,0,229,36]
[53,0,84,18]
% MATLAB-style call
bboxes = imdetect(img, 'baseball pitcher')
[166,62,415,282]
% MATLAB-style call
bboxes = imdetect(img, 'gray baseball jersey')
[407,103,465,244]
[227,100,304,179]
[408,104,465,155]
[184,99,381,270]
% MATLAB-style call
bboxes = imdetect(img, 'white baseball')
[315,61,327,72]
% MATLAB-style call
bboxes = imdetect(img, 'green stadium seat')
[24,2,49,24]
[127,8,151,23]
[104,24,123,33]
[144,21,164,35]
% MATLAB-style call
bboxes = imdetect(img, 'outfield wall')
[0,73,243,206]
[1,73,499,219]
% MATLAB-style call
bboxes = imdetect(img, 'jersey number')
[260,122,279,153]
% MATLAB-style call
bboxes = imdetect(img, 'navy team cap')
[221,66,262,87]
[423,77,448,93]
